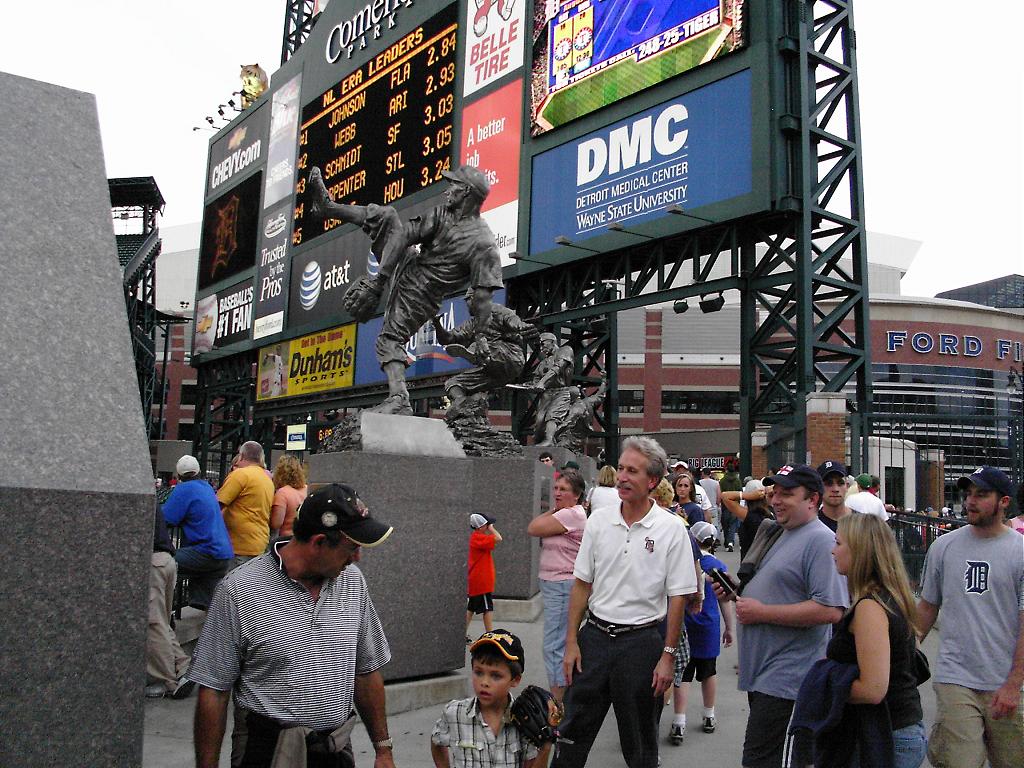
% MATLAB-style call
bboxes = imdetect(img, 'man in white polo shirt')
[553,437,699,768]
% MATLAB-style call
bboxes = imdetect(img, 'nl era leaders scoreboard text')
[292,4,458,247]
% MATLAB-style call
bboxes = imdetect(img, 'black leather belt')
[586,612,661,637]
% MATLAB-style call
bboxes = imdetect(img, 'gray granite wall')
[0,72,155,766]
[307,452,472,681]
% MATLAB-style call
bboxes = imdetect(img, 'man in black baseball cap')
[816,460,851,532]
[189,482,397,767]
[713,462,847,767]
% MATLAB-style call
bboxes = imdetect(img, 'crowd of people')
[145,438,1023,768]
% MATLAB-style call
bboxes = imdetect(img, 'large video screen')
[292,3,458,248]
[530,0,746,136]
[197,171,263,291]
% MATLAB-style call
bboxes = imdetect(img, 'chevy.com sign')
[529,69,752,254]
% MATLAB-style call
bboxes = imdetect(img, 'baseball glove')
[341,274,384,322]
[509,685,563,746]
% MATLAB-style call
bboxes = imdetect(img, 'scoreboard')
[292,4,458,247]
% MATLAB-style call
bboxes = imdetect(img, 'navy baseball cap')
[816,460,849,481]
[470,629,525,670]
[957,466,1012,498]
[768,464,824,498]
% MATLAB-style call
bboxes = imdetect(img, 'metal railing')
[888,511,965,593]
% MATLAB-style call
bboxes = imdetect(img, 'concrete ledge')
[383,673,467,715]
[493,594,543,622]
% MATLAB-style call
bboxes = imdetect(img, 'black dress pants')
[552,622,664,768]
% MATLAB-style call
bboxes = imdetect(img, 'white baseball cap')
[469,513,494,529]
[175,455,201,477]
[690,521,718,543]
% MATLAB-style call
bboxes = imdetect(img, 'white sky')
[1,1,1020,298]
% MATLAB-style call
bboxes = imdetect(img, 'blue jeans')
[540,578,573,688]
[848,720,927,768]
[892,721,927,768]
[174,546,231,610]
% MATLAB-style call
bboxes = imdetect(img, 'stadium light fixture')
[699,293,726,313]
[665,204,715,224]
[607,221,653,239]
[673,299,689,314]
[554,235,600,253]
[509,252,556,267]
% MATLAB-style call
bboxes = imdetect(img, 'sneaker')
[725,543,734,552]
[170,677,196,700]
[145,683,168,699]
[702,716,716,733]
[669,724,684,745]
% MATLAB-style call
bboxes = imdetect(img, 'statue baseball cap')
[441,164,490,200]
[470,629,525,670]
[175,455,201,477]
[816,460,849,481]
[957,466,1012,498]
[294,483,393,547]
[767,464,824,498]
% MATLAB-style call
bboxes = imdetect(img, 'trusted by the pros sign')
[206,103,270,197]
[529,69,752,255]
[252,202,293,340]
[257,324,357,401]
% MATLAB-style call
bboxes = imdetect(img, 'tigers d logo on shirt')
[645,537,655,553]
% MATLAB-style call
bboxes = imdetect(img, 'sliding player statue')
[308,164,503,416]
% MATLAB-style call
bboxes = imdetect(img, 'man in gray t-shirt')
[918,466,1024,768]
[714,464,848,768]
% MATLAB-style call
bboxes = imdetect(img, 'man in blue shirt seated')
[162,455,234,610]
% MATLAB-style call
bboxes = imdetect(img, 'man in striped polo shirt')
[189,483,396,768]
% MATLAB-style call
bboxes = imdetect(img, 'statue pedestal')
[308,419,599,680]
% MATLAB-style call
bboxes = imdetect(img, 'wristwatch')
[372,738,393,750]
[662,645,678,657]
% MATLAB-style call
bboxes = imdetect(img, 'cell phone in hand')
[709,567,739,597]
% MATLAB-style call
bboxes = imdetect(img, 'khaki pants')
[929,682,1024,768]
[147,552,190,691]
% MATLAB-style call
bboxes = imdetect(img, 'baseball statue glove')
[341,274,384,322]
[509,685,564,747]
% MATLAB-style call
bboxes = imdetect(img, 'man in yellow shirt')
[217,441,275,569]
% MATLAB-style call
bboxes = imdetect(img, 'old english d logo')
[645,537,655,553]
[964,560,990,595]
[212,195,240,278]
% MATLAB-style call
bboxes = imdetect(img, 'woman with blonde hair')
[587,464,620,515]
[819,513,927,767]
[270,454,307,539]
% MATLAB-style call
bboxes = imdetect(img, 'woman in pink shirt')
[528,467,588,702]
[270,454,307,539]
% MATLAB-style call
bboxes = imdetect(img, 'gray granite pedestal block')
[0,73,155,766]
[307,451,471,681]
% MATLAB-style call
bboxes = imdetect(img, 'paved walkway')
[144,547,939,766]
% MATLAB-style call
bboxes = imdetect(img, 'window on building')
[180,383,198,406]
[661,391,740,414]
[619,390,644,413]
[178,422,195,442]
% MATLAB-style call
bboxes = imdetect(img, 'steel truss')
[112,177,164,437]
[281,1,318,64]
[193,352,272,481]
[510,1,871,471]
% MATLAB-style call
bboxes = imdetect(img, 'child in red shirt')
[466,513,502,642]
